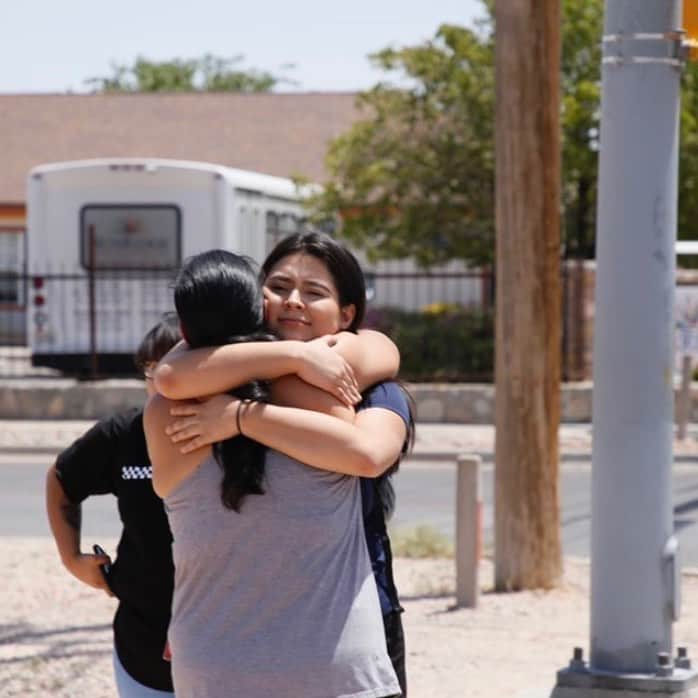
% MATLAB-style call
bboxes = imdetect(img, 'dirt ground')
[2,538,698,698]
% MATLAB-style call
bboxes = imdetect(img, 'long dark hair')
[175,249,274,512]
[262,232,415,518]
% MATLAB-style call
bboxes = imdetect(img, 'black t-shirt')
[55,407,174,692]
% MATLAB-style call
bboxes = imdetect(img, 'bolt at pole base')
[552,665,698,696]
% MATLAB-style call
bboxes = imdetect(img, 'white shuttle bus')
[26,158,309,374]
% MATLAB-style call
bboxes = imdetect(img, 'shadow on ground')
[0,621,111,665]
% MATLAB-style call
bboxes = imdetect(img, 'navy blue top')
[358,381,411,615]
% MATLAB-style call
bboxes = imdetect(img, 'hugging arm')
[154,339,360,405]
[328,329,400,389]
[241,399,407,478]
[158,329,404,477]
[145,370,359,497]
[153,329,399,403]
[168,376,407,478]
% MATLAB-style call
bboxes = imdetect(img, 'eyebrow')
[304,280,333,293]
[266,272,334,294]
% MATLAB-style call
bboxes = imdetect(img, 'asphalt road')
[4,455,698,564]
[389,460,698,565]
[0,454,122,539]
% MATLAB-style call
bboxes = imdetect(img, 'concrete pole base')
[552,665,698,697]
[552,687,698,698]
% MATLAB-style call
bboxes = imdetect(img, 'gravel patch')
[3,539,698,697]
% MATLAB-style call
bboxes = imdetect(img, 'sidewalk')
[2,419,698,461]
[410,422,698,462]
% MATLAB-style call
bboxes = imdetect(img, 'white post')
[455,453,481,608]
[591,0,681,674]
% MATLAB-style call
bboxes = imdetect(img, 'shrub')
[364,304,494,382]
[389,525,454,558]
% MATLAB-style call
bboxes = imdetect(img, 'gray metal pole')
[591,0,682,675]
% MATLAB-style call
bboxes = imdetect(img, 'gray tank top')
[164,449,400,698]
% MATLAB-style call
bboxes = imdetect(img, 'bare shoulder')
[143,393,176,451]
[357,329,395,343]
[333,330,399,389]
[352,330,398,358]
[144,393,212,498]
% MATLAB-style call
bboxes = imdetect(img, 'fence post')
[87,224,98,378]
[455,453,482,608]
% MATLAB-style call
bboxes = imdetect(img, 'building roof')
[0,92,362,203]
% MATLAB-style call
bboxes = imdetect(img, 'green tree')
[680,61,698,249]
[311,0,698,265]
[309,23,495,267]
[85,54,292,93]
[560,0,602,259]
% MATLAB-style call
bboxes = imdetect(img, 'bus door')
[77,204,180,368]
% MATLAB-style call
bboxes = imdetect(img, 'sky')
[2,0,483,94]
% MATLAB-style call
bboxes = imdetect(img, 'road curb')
[4,448,698,464]
[406,451,698,464]
[0,446,698,465]
[4,448,698,465]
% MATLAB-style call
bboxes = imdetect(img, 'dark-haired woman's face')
[263,253,355,341]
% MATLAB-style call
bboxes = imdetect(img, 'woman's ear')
[339,304,356,330]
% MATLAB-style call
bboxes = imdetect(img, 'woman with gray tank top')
[151,232,413,695]
[144,250,400,698]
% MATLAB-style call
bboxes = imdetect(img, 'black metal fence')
[0,268,494,379]
[0,265,592,382]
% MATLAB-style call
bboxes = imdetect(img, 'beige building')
[0,91,361,331]
[0,91,361,218]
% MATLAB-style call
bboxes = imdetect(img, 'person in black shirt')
[45,314,181,697]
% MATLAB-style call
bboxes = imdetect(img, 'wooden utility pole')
[494,0,562,590]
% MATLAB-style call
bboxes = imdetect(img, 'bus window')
[80,205,181,270]
[279,213,299,236]
[266,211,279,236]
[265,210,282,251]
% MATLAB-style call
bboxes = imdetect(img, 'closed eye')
[304,284,332,298]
